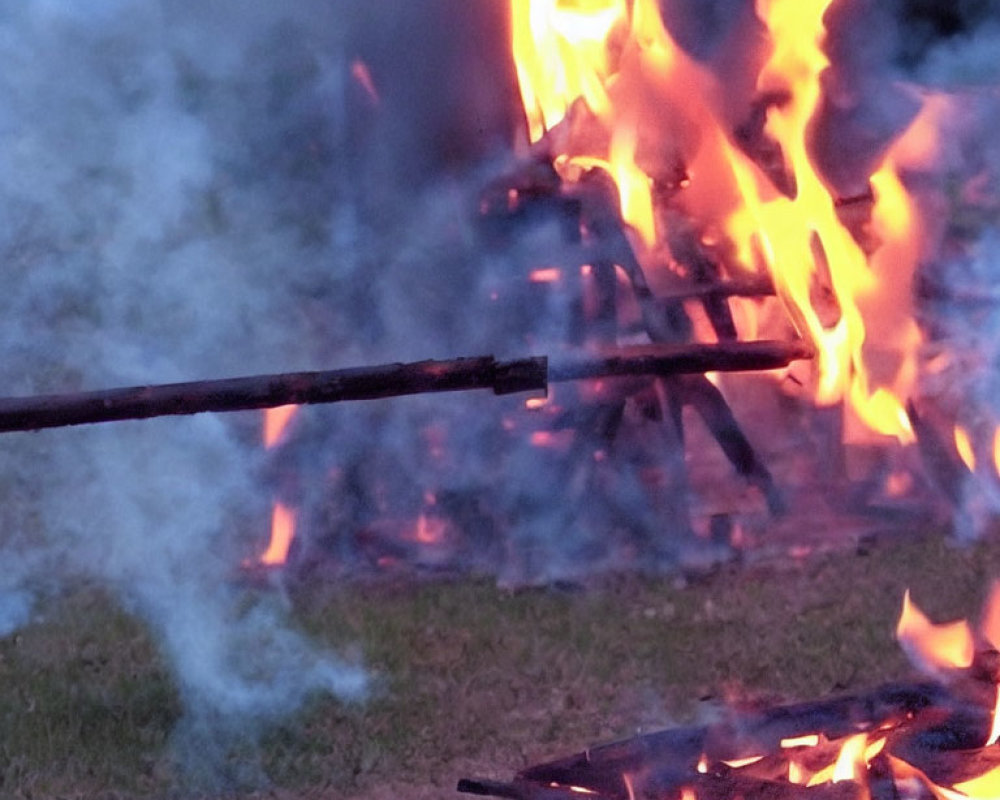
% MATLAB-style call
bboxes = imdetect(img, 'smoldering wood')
[0,342,812,434]
[549,341,813,383]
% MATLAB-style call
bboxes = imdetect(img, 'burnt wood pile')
[476,154,798,550]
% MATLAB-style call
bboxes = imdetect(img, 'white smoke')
[0,0,370,784]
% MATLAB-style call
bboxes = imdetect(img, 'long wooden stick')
[0,341,810,434]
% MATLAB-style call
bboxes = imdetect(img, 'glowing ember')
[548,783,598,796]
[722,755,764,769]
[414,512,447,546]
[529,267,563,283]
[781,734,820,749]
[350,58,380,105]
[896,589,974,673]
[259,502,296,566]
[885,470,914,498]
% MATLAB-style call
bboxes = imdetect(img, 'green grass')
[2,530,1000,798]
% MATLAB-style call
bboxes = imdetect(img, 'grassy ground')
[2,528,1000,799]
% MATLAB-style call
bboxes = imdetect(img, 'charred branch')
[574,172,788,510]
[653,274,776,303]
[549,341,813,383]
[0,342,811,434]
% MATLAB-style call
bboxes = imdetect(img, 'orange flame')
[993,427,1000,479]
[508,0,939,444]
[955,425,977,473]
[263,404,299,449]
[896,589,974,673]
[260,502,296,566]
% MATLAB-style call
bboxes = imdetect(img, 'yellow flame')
[609,121,656,247]
[954,763,1000,799]
[510,0,624,141]
[805,734,884,787]
[831,733,867,783]
[987,686,1000,748]
[896,589,975,673]
[509,0,937,442]
[955,426,977,473]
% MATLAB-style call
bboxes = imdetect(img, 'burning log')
[0,342,811,434]
[458,593,1000,800]
[459,681,955,800]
